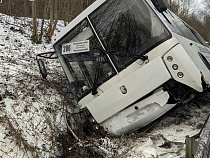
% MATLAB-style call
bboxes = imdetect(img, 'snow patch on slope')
[0,13,66,157]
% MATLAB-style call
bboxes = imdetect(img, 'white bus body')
[38,0,210,136]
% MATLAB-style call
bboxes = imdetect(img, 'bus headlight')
[172,64,178,70]
[177,72,184,78]
[167,56,173,62]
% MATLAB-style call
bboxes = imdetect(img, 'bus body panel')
[174,33,210,86]
[163,44,203,92]
[86,57,171,123]
[78,38,180,109]
[101,89,176,135]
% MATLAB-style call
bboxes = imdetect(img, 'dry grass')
[0,115,38,157]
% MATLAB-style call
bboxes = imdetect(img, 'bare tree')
[46,0,58,43]
[31,0,38,43]
[203,0,210,42]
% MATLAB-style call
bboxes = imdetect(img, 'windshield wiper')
[129,54,148,61]
[108,50,148,63]
[92,56,103,95]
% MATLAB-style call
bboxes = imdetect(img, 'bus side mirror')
[151,0,167,13]
[37,59,48,79]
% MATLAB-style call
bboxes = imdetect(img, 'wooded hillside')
[0,0,95,21]
[0,0,209,43]
[164,0,210,42]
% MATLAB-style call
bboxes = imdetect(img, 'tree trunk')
[46,0,58,43]
[32,0,38,43]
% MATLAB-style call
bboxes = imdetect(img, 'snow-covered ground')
[0,13,210,158]
[0,13,67,157]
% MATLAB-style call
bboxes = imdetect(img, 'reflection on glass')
[90,0,170,70]
[61,19,116,100]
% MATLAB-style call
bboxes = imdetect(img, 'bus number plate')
[62,40,90,55]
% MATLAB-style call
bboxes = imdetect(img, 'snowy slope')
[0,13,67,157]
[0,13,210,158]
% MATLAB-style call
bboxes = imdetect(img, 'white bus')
[37,0,210,136]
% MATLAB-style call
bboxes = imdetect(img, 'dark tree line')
[0,0,94,21]
[0,0,95,43]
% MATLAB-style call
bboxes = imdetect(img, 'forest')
[0,0,209,43]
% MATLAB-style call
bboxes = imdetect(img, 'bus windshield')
[54,0,170,100]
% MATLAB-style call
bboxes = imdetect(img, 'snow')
[0,13,66,157]
[0,12,210,158]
